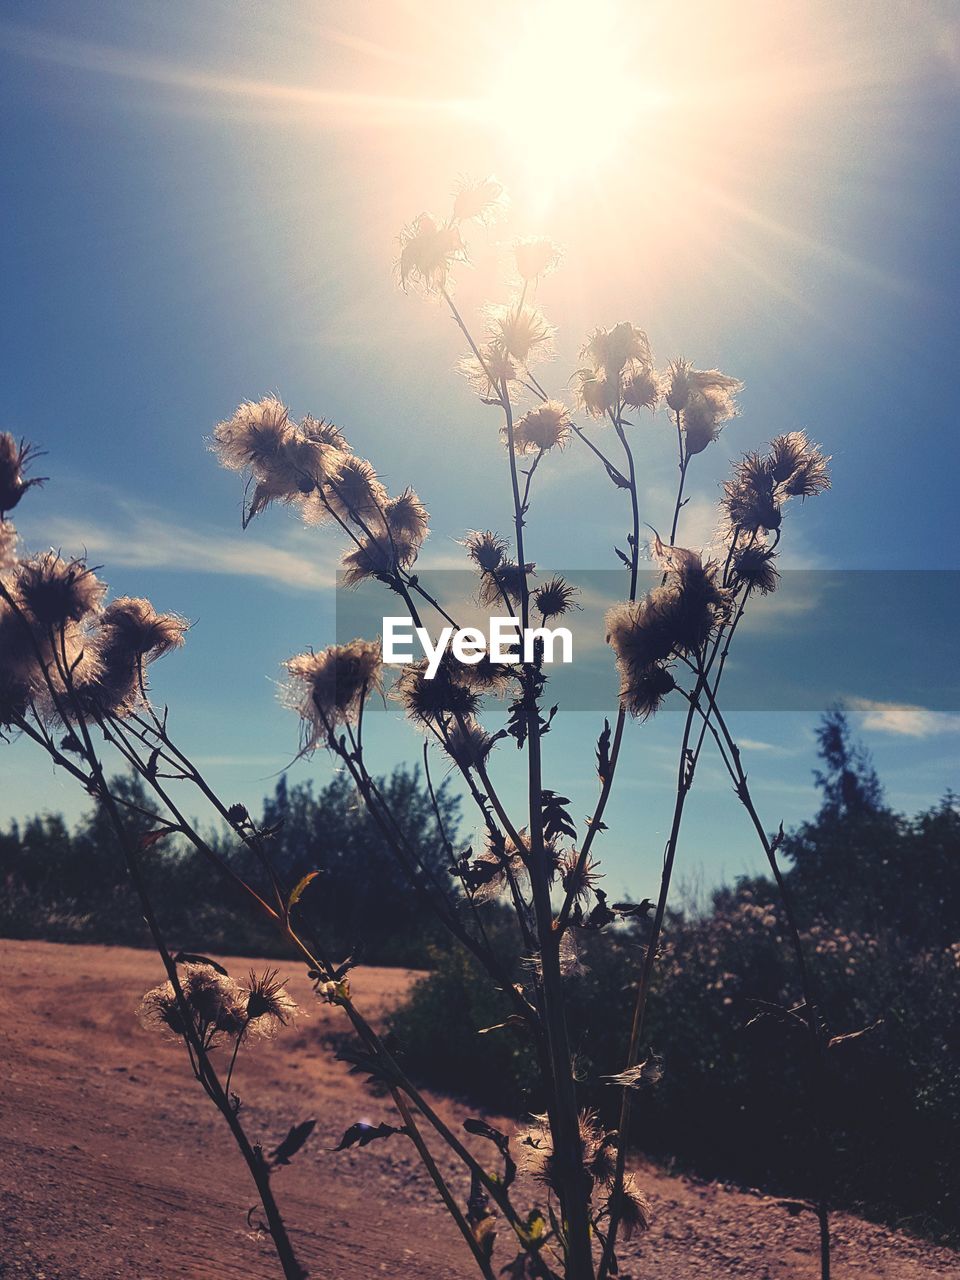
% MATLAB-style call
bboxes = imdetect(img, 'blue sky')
[1,1,958,899]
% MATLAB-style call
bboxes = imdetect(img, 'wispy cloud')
[0,22,472,126]
[738,737,798,756]
[191,753,286,768]
[851,697,960,738]
[26,500,337,593]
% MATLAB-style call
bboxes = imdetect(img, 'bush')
[388,788,960,1241]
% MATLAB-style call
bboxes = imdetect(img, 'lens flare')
[483,2,669,207]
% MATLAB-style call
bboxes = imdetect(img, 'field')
[1,940,956,1280]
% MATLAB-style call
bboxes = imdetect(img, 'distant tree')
[254,766,460,965]
[812,703,884,819]
[0,766,459,964]
[785,705,958,944]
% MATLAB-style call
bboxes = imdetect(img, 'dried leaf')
[288,870,320,911]
[139,828,173,851]
[463,1116,516,1190]
[612,898,654,918]
[828,1017,883,1051]
[744,999,808,1034]
[477,1015,527,1035]
[333,1120,406,1152]
[596,718,612,786]
[601,1053,664,1089]
[270,1119,316,1166]
[541,790,577,842]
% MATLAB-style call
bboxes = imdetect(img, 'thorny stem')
[557,410,640,936]
[669,410,689,547]
[288,910,546,1272]
[33,657,306,1279]
[690,680,832,1279]
[288,921,496,1277]
[499,380,595,1280]
[422,742,496,958]
[78,536,550,1274]
[594,431,715,1278]
[324,713,539,1037]
[596,669,707,1280]
[15,610,495,1280]
[86,693,504,1278]
[522,363,629,485]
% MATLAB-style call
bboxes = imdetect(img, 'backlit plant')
[0,175,840,1280]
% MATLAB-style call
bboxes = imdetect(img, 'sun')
[480,1,671,209]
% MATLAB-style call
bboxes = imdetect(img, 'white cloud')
[738,737,790,754]
[26,504,337,593]
[851,697,960,738]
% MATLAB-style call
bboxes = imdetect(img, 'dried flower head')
[0,435,46,517]
[0,669,30,727]
[559,930,589,977]
[682,384,740,456]
[486,303,554,365]
[326,455,389,526]
[392,657,481,726]
[512,401,571,455]
[514,236,561,281]
[730,544,780,595]
[138,963,246,1042]
[723,453,782,533]
[477,560,535,609]
[83,597,188,715]
[399,213,464,293]
[458,340,517,403]
[212,396,290,476]
[560,848,603,902]
[0,597,36,725]
[339,531,418,587]
[769,432,831,497]
[516,1110,612,1191]
[464,829,529,904]
[621,361,661,412]
[583,323,652,376]
[617,1174,652,1239]
[454,652,513,696]
[442,715,496,771]
[212,399,346,525]
[665,358,742,414]
[0,598,45,688]
[241,970,300,1037]
[0,577,102,723]
[99,597,188,659]
[623,664,677,719]
[463,530,508,574]
[300,414,351,454]
[452,174,507,224]
[573,367,618,419]
[16,553,106,627]
[533,575,578,621]
[283,639,382,740]
[384,488,430,545]
[606,550,726,693]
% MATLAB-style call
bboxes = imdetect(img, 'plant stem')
[690,682,831,1279]
[500,386,594,1280]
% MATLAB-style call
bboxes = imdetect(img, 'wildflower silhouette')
[0,172,836,1280]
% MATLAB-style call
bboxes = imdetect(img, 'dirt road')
[1,940,956,1280]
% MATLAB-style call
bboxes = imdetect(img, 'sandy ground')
[0,939,957,1280]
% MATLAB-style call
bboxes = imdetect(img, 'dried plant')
[0,175,840,1280]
